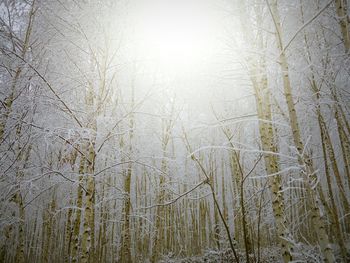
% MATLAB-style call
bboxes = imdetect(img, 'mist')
[0,0,349,262]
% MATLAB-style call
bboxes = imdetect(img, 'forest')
[0,0,349,262]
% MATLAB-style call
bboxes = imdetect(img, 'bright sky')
[128,0,226,74]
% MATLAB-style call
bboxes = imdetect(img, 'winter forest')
[0,0,350,262]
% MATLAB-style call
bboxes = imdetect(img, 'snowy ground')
[158,243,348,263]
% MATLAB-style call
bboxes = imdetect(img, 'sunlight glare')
[130,0,221,73]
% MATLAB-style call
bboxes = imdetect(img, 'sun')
[128,0,222,74]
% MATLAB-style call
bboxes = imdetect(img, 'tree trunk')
[268,1,335,261]
[334,0,350,52]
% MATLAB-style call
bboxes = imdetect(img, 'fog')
[0,0,349,262]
